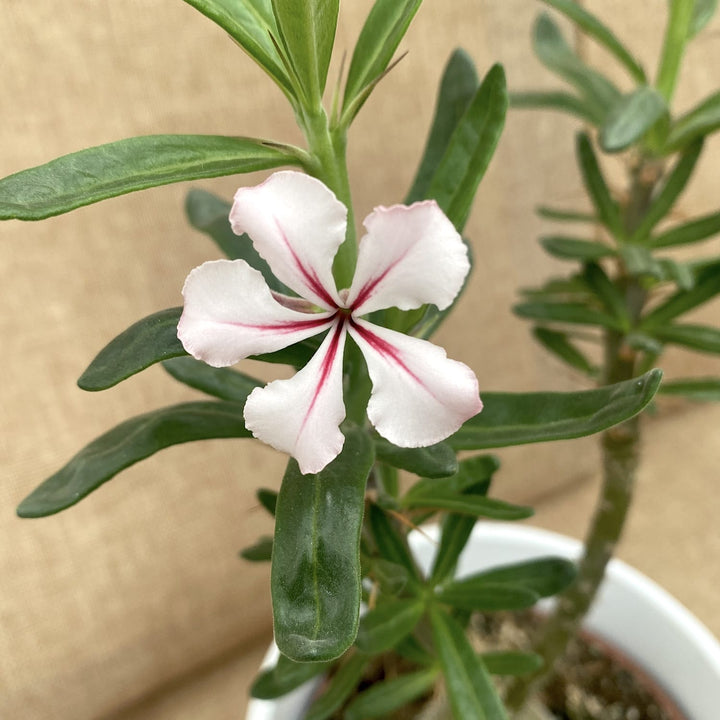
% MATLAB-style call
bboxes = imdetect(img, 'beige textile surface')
[1,2,718,719]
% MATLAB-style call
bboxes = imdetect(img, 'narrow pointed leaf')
[240,536,273,562]
[469,557,577,597]
[632,139,704,241]
[437,580,539,611]
[374,438,457,479]
[690,0,718,37]
[0,135,298,221]
[651,209,720,248]
[430,607,508,720]
[583,262,629,328]
[427,63,507,233]
[540,0,646,82]
[649,324,720,354]
[368,504,421,585]
[533,13,621,121]
[407,48,479,203]
[537,206,596,223]
[658,378,720,401]
[17,402,249,518]
[185,188,286,292]
[272,428,374,662]
[182,0,291,96]
[406,455,499,503]
[619,244,664,279]
[257,488,278,516]
[658,258,694,290]
[401,493,532,521]
[344,0,423,121]
[78,308,186,391]
[162,357,262,402]
[272,0,339,102]
[344,667,439,720]
[532,327,599,376]
[600,86,667,152]
[305,653,369,720]
[666,90,720,149]
[513,300,623,330]
[576,133,623,237]
[251,653,332,699]
[510,91,600,124]
[642,268,720,326]
[448,370,662,450]
[355,599,424,654]
[540,236,615,261]
[482,651,544,677]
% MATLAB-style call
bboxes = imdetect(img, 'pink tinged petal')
[346,200,470,315]
[348,318,482,447]
[229,171,346,309]
[178,259,335,368]
[244,320,348,475]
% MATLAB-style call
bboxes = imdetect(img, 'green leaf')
[641,267,720,326]
[0,135,298,221]
[355,599,425,654]
[426,63,507,233]
[619,244,664,279]
[405,455,499,503]
[162,357,261,402]
[532,327,598,377]
[257,488,278,516]
[185,188,287,293]
[271,0,339,104]
[536,206,596,223]
[251,653,332,699]
[78,308,186,391]
[540,236,615,261]
[690,0,718,37]
[368,504,421,585]
[582,262,629,327]
[182,0,292,97]
[657,258,695,290]
[343,0,423,122]
[436,581,539,611]
[367,558,409,596]
[240,536,273,562]
[649,324,720,354]
[401,492,532,521]
[513,300,623,330]
[540,0,646,82]
[448,370,662,450]
[344,667,439,720]
[17,402,249,518]
[651,209,720,248]
[374,438,457,479]
[666,90,720,150]
[430,607,508,720]
[533,14,621,122]
[658,377,720,401]
[305,652,369,720]
[576,132,624,238]
[407,48,479,203]
[272,428,374,662]
[470,557,577,597]
[510,91,601,124]
[599,86,667,153]
[631,139,704,242]
[482,651,544,677]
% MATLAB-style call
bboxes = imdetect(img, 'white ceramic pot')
[246,522,720,720]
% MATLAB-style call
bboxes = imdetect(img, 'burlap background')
[1,2,718,718]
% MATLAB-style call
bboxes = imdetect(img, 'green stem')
[656,0,694,103]
[504,155,660,715]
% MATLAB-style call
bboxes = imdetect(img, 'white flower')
[178,171,482,474]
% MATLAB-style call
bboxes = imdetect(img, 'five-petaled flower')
[178,171,482,474]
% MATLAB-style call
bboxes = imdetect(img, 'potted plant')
[1,2,717,719]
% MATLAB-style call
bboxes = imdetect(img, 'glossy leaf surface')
[162,357,261,403]
[448,370,662,450]
[431,607,508,720]
[436,581,539,611]
[407,48,479,203]
[78,308,186,391]
[374,438,457,479]
[17,402,249,517]
[426,63,507,233]
[600,86,666,152]
[0,135,297,220]
[272,428,374,661]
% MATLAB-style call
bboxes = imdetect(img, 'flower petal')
[230,171,345,309]
[244,320,347,474]
[346,200,469,315]
[348,319,482,447]
[178,259,335,367]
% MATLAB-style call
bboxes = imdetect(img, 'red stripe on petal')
[349,249,410,312]
[224,314,335,334]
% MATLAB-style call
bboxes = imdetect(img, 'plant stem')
[504,154,661,715]
[656,0,694,104]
